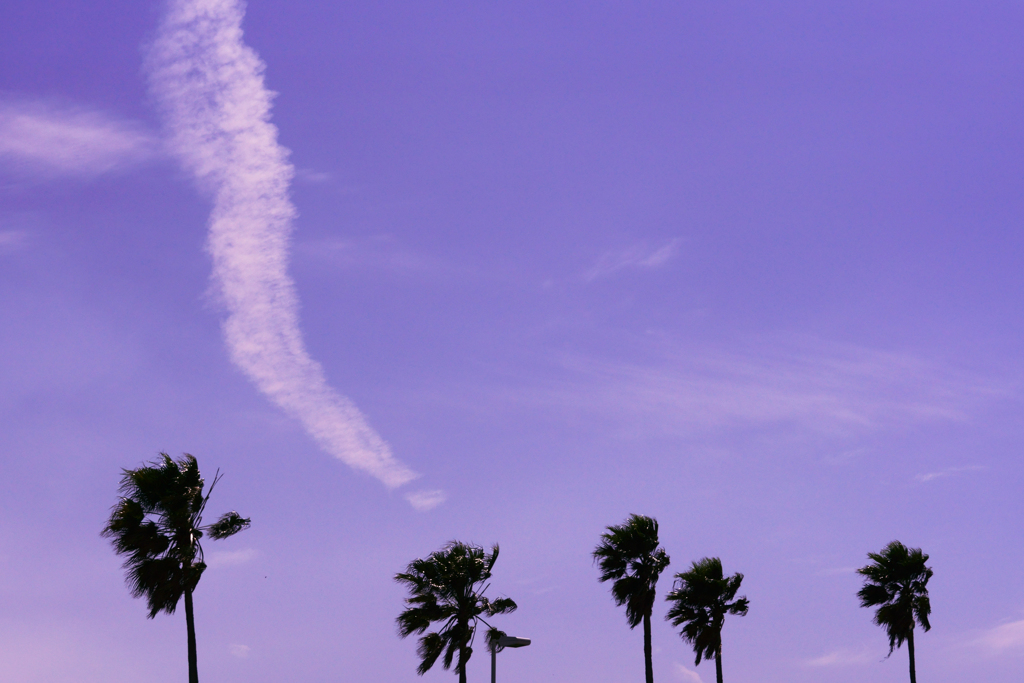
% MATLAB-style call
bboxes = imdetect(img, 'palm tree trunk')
[715,647,723,683]
[184,587,199,683]
[643,612,654,683]
[459,646,468,683]
[907,628,916,683]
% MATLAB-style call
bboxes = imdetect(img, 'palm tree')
[664,557,748,683]
[102,453,250,683]
[395,541,517,683]
[592,514,671,683]
[857,541,933,683]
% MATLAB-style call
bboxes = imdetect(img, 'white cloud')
[205,548,257,568]
[804,648,874,666]
[973,620,1024,653]
[405,489,447,512]
[673,662,704,682]
[915,465,988,483]
[0,99,157,177]
[229,644,250,659]
[583,238,681,281]
[518,339,1005,438]
[148,0,417,490]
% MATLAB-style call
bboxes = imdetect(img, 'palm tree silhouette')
[102,453,250,683]
[664,557,748,683]
[395,541,517,683]
[593,514,671,683]
[857,541,933,683]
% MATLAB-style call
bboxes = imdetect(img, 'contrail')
[147,0,420,490]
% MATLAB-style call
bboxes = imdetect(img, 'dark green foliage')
[102,453,250,683]
[207,511,251,540]
[593,514,671,628]
[485,627,507,654]
[395,542,517,682]
[857,541,932,683]
[665,557,748,683]
[593,514,670,683]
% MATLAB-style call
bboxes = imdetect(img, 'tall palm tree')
[857,541,933,683]
[395,541,517,683]
[593,514,671,683]
[664,557,748,683]
[102,453,250,683]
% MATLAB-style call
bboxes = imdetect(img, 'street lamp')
[490,635,530,683]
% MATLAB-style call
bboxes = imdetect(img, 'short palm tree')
[101,453,250,683]
[664,557,748,683]
[395,541,517,683]
[857,541,933,683]
[593,514,671,683]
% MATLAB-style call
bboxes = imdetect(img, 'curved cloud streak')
[148,0,417,488]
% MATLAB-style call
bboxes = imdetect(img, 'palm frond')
[487,597,518,616]
[411,632,441,675]
[856,541,933,655]
[103,453,248,618]
[395,541,516,677]
[207,511,251,539]
[593,514,670,630]
[665,557,748,666]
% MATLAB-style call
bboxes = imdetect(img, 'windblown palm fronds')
[102,453,250,683]
[593,514,670,683]
[395,541,517,683]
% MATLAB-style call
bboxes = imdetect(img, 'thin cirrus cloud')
[147,0,430,501]
[405,489,447,512]
[229,644,251,659]
[816,566,857,576]
[0,99,157,177]
[803,648,874,667]
[583,238,681,281]
[0,229,27,253]
[673,662,704,682]
[973,619,1024,653]
[297,235,449,277]
[205,547,257,568]
[914,465,988,483]
[507,339,1006,439]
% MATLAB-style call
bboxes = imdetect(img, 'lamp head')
[497,636,531,648]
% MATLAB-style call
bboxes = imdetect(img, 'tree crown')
[665,557,749,666]
[102,453,250,618]
[593,514,671,628]
[857,540,933,655]
[395,541,517,677]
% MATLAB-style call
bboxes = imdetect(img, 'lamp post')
[490,635,530,683]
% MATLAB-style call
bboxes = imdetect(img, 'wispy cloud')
[405,489,447,512]
[816,566,857,576]
[294,168,332,183]
[148,0,419,490]
[297,235,447,276]
[583,238,681,281]
[205,548,257,568]
[509,339,1006,438]
[804,648,874,666]
[973,619,1024,653]
[673,662,704,682]
[915,465,988,483]
[0,229,27,253]
[0,99,157,178]
[229,644,250,658]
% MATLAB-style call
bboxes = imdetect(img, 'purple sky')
[2,1,1023,682]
